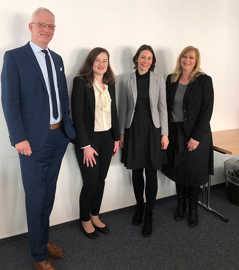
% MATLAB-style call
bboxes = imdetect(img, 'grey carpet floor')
[1,185,238,270]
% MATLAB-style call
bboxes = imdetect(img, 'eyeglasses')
[31,22,56,30]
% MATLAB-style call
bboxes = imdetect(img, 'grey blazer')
[117,71,168,136]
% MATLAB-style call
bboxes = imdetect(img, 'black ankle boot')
[174,198,187,221]
[132,203,145,225]
[188,205,198,227]
[142,211,152,237]
[188,187,200,227]
[174,185,187,221]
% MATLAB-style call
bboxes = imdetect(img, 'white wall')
[0,0,239,239]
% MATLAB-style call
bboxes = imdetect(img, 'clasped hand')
[187,138,199,151]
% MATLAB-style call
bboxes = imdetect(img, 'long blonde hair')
[171,46,203,82]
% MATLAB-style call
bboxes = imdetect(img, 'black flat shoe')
[93,225,110,234]
[174,203,186,221]
[80,223,98,239]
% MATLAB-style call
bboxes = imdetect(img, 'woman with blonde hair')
[163,46,214,227]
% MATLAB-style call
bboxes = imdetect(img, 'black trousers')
[132,168,158,211]
[75,130,114,221]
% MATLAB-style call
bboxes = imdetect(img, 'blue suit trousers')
[19,127,69,262]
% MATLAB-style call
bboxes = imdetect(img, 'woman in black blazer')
[71,47,120,239]
[164,46,214,227]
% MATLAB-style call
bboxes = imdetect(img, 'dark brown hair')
[78,47,115,85]
[133,44,156,71]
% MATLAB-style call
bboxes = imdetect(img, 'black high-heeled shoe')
[93,224,110,234]
[80,222,99,239]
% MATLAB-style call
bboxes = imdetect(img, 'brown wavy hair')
[78,47,115,86]
[133,44,156,72]
[171,46,203,82]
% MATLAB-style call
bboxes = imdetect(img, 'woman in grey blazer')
[118,44,169,237]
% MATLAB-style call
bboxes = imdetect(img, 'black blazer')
[166,74,214,141]
[71,76,120,148]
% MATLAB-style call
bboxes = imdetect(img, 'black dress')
[121,71,165,169]
[165,121,213,187]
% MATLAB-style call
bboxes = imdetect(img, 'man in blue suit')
[1,7,75,270]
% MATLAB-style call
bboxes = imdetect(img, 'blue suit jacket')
[1,42,75,150]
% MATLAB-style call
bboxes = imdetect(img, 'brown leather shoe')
[47,242,64,259]
[33,260,56,270]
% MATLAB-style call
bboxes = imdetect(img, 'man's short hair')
[31,7,55,21]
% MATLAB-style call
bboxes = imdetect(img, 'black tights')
[132,168,158,211]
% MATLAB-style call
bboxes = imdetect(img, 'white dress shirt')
[93,80,112,131]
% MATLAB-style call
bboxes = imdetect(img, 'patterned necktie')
[42,50,58,119]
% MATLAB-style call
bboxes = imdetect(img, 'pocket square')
[60,67,63,71]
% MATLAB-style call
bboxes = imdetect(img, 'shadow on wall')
[1,12,29,54]
[155,48,175,79]
[0,12,28,59]
[0,13,29,159]
[66,48,91,97]
[115,46,134,100]
[117,46,135,74]
[0,13,30,238]
[0,158,27,238]
[0,109,13,158]
[11,13,29,46]
[62,48,92,206]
